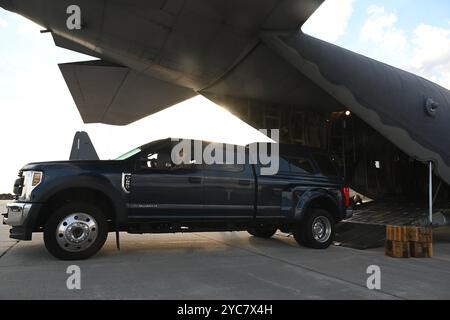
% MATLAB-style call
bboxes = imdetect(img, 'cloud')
[357,5,450,90]
[409,24,450,89]
[302,0,356,43]
[0,17,8,28]
[16,19,41,37]
[360,5,407,52]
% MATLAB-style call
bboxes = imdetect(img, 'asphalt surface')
[1,200,450,300]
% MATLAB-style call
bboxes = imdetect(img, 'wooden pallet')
[385,226,433,258]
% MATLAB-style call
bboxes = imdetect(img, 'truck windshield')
[116,147,141,160]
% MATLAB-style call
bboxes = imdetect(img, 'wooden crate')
[409,227,433,258]
[406,227,433,243]
[410,242,433,258]
[386,226,409,242]
[385,226,433,258]
[385,240,410,258]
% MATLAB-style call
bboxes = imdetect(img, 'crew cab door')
[202,143,255,219]
[129,145,204,219]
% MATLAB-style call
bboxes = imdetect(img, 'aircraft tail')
[70,131,100,160]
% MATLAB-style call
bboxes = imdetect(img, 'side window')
[205,163,244,173]
[287,157,315,174]
[313,154,338,177]
[171,148,199,168]
[142,146,201,171]
[202,142,245,172]
[144,150,172,170]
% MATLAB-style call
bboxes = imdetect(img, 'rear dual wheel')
[44,202,108,260]
[294,209,335,249]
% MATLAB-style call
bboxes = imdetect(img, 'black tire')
[247,226,278,239]
[44,202,108,260]
[293,209,335,249]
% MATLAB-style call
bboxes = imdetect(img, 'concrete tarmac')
[1,200,449,300]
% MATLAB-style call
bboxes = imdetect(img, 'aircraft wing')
[51,0,325,125]
[59,60,197,125]
[53,34,101,59]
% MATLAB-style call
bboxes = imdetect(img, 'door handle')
[188,177,202,184]
[238,180,251,186]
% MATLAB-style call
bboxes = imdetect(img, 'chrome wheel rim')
[312,216,332,243]
[56,213,98,252]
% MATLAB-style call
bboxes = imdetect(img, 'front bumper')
[3,202,33,226]
[2,202,41,240]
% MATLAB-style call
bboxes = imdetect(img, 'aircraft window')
[286,157,315,174]
[313,154,338,177]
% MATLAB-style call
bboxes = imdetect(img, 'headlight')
[20,171,43,201]
[31,171,42,186]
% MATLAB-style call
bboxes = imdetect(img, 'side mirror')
[139,157,156,169]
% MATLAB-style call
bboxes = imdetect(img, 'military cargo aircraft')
[1,0,449,216]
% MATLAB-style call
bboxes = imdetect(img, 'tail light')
[342,187,350,208]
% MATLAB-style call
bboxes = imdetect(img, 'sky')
[303,0,450,89]
[0,0,449,193]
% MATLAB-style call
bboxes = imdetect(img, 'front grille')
[13,171,24,199]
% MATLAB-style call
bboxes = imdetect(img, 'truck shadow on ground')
[3,230,397,264]
[1,232,294,262]
[111,232,302,257]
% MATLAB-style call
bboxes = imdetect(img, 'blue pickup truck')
[3,139,351,260]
